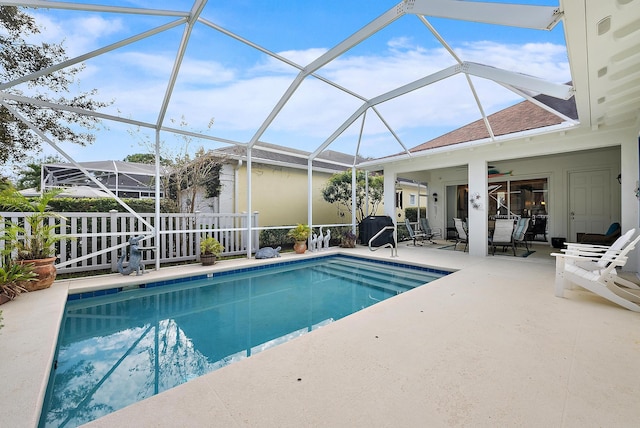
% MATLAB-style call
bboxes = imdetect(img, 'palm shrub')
[0,189,68,260]
[200,236,224,256]
[0,253,36,300]
[287,224,311,242]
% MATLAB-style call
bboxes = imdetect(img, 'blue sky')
[9,0,570,166]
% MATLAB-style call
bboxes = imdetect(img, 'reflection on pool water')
[40,255,449,427]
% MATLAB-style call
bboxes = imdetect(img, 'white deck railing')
[0,211,260,274]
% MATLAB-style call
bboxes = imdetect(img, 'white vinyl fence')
[0,211,259,274]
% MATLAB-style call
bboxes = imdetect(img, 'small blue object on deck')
[255,246,281,259]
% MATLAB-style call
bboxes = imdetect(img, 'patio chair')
[512,217,530,252]
[576,222,621,245]
[405,219,426,246]
[527,217,547,241]
[420,218,442,243]
[561,229,640,293]
[453,218,468,251]
[489,218,516,255]
[552,229,640,312]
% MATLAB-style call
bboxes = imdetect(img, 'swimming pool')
[40,255,449,427]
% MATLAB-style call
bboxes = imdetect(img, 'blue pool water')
[40,255,449,427]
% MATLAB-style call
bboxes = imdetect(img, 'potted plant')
[339,230,357,248]
[0,189,67,291]
[200,236,224,266]
[287,223,311,254]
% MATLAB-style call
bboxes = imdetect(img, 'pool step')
[310,265,411,294]
[327,258,441,283]
[310,261,431,294]
[315,266,419,294]
[324,259,438,288]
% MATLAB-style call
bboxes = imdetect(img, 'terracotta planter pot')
[17,257,57,292]
[200,253,216,266]
[293,241,307,254]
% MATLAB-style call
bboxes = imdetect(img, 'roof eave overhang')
[357,121,580,170]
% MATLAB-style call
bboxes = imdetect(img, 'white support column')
[154,129,161,271]
[351,166,357,227]
[467,158,488,256]
[365,171,370,218]
[246,147,253,259]
[383,170,397,221]
[308,159,314,247]
[621,135,639,272]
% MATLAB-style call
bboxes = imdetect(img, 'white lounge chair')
[405,219,426,246]
[489,218,516,255]
[420,218,442,243]
[552,229,640,311]
[453,218,468,251]
[512,217,530,252]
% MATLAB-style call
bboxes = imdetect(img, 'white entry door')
[569,169,612,241]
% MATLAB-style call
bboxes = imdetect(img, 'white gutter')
[356,121,579,169]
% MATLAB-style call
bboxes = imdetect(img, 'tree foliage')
[321,170,383,222]
[123,153,171,166]
[128,117,223,213]
[0,6,109,164]
[12,154,64,190]
[167,147,224,213]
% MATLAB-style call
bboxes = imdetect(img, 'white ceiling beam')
[0,92,246,147]
[370,65,459,106]
[250,2,406,149]
[155,0,207,128]
[503,84,578,124]
[304,3,406,74]
[312,65,459,157]
[0,0,189,17]
[371,106,411,156]
[462,62,574,99]
[198,17,369,103]
[407,0,562,30]
[0,19,186,91]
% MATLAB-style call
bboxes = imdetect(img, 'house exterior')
[362,91,636,267]
[351,1,640,270]
[220,144,426,228]
[202,142,382,227]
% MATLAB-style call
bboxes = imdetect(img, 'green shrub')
[37,197,178,213]
[259,228,289,247]
[405,207,426,222]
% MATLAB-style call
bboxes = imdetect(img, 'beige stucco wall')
[395,182,428,221]
[234,163,345,227]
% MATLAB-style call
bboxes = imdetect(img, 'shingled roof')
[409,93,578,153]
[218,141,367,172]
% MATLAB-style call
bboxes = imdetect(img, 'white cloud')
[32,12,124,57]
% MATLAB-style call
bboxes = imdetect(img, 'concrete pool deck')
[2,242,640,427]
